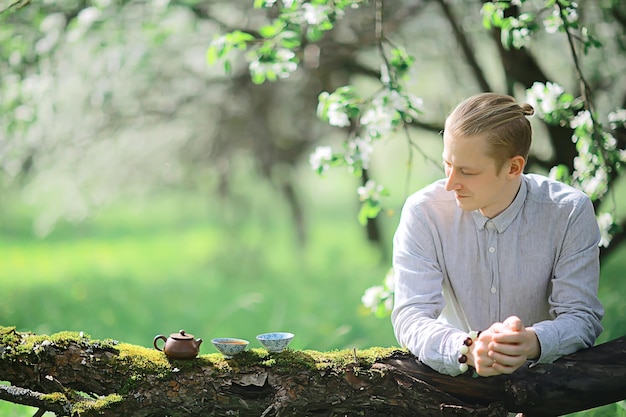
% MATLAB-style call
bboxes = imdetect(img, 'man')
[391,93,604,377]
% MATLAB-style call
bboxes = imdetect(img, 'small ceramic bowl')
[211,338,249,358]
[256,332,294,353]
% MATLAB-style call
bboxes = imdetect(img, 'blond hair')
[444,93,534,171]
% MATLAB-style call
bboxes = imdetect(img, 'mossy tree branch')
[1,326,625,417]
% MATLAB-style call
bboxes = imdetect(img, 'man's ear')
[508,156,525,177]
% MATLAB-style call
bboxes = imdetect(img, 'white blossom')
[608,109,626,129]
[543,9,562,34]
[361,105,394,138]
[309,146,333,173]
[512,27,532,49]
[575,163,608,197]
[380,64,390,85]
[77,7,102,27]
[346,136,373,169]
[597,212,614,248]
[302,3,331,25]
[526,82,564,118]
[387,90,408,112]
[361,268,395,314]
[361,285,386,313]
[357,179,384,202]
[603,132,617,151]
[407,94,424,115]
[563,3,579,24]
[383,268,395,292]
[249,52,298,81]
[570,110,592,131]
[40,13,67,33]
[326,102,350,127]
[384,297,393,312]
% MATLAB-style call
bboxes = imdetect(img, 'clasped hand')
[468,316,540,377]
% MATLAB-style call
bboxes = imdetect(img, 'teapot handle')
[153,335,167,351]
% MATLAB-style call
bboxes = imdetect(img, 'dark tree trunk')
[1,327,625,417]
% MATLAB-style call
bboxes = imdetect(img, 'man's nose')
[445,169,460,191]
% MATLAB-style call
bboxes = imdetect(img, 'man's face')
[442,131,514,218]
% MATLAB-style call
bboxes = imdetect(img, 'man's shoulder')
[405,179,454,207]
[525,174,591,207]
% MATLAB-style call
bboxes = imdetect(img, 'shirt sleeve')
[531,196,604,364]
[390,199,468,376]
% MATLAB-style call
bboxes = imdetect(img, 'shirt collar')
[471,176,527,233]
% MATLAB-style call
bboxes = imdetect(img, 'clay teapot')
[153,330,203,359]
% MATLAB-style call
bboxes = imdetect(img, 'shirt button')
[490,287,497,294]
[488,247,496,253]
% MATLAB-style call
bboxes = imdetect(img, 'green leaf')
[481,3,495,29]
[358,205,369,225]
[206,46,218,65]
[259,22,284,38]
[266,70,277,82]
[229,30,255,46]
[552,164,571,182]
[307,26,325,42]
[251,71,266,85]
[278,30,301,49]
[357,201,382,225]
[519,12,535,24]
[491,8,504,27]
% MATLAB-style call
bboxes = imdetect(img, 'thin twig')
[557,2,619,220]
[260,404,274,417]
[374,0,395,89]
[0,0,30,14]
[32,409,46,417]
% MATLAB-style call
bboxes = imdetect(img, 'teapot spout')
[195,338,203,348]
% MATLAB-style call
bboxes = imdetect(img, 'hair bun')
[521,103,535,116]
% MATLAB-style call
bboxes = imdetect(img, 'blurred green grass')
[1,158,625,416]
[0,188,397,351]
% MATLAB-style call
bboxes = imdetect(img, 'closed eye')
[443,160,479,176]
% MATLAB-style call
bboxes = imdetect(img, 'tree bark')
[1,327,625,417]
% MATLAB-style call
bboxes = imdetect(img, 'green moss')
[3,325,404,397]
[304,347,402,370]
[199,347,404,376]
[71,393,123,414]
[0,326,23,348]
[2,328,106,357]
[41,390,123,414]
[116,343,170,371]
[198,348,317,374]
[41,392,68,404]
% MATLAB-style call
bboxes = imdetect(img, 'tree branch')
[1,326,625,417]
[435,0,492,92]
[0,0,30,14]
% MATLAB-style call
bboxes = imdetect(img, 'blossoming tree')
[2,0,625,316]
[207,0,626,316]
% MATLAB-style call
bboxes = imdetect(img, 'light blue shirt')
[391,174,604,376]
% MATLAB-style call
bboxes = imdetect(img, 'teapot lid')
[170,330,195,340]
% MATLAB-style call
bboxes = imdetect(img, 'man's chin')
[455,198,475,211]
